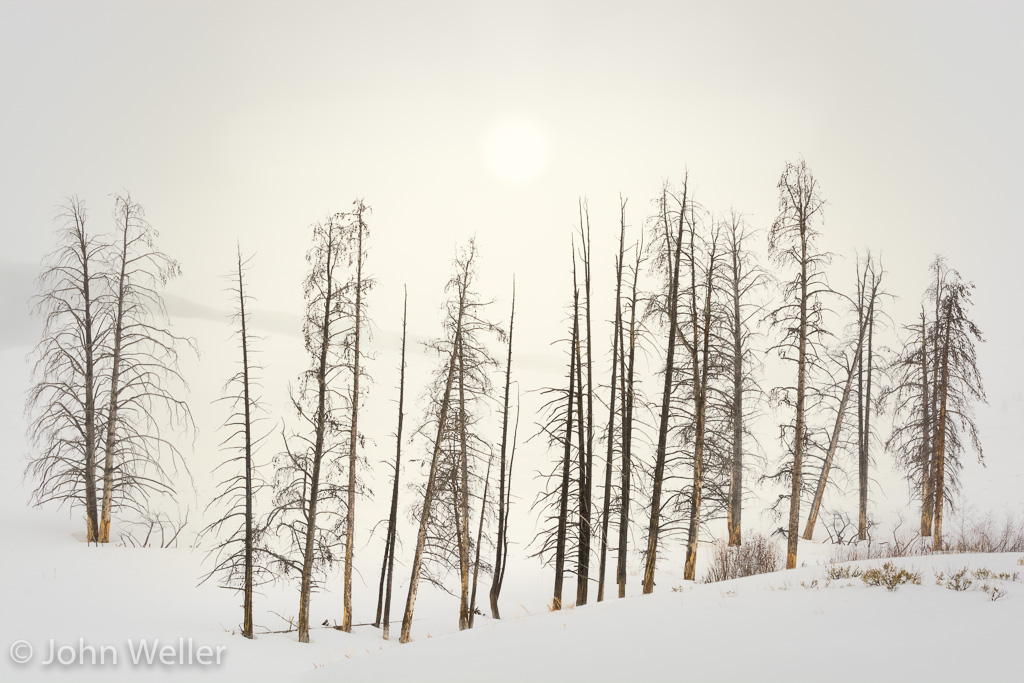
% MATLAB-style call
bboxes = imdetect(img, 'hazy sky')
[2,1,1022,526]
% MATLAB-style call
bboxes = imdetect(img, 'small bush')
[703,534,781,583]
[824,565,864,582]
[861,562,922,591]
[942,568,973,591]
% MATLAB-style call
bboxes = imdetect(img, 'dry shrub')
[861,562,922,591]
[703,534,781,583]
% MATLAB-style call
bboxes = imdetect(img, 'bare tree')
[268,208,369,643]
[96,193,194,543]
[375,287,408,639]
[198,247,270,639]
[400,240,498,642]
[766,160,829,570]
[26,197,105,541]
[530,287,580,611]
[616,229,645,598]
[489,281,517,618]
[720,213,767,546]
[642,179,689,593]
[888,257,984,549]
[576,201,595,606]
[597,198,626,602]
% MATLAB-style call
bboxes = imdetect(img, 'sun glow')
[482,118,548,183]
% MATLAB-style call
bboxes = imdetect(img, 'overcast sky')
[2,1,1022,527]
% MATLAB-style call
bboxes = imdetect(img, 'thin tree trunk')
[342,212,365,634]
[468,450,493,628]
[643,187,686,594]
[576,204,594,607]
[490,282,515,619]
[73,204,100,544]
[727,239,743,547]
[919,308,934,537]
[787,212,809,570]
[399,298,464,644]
[553,293,578,611]
[597,204,625,602]
[803,331,866,539]
[574,292,588,605]
[237,249,255,639]
[933,315,951,551]
[298,239,336,644]
[617,244,640,598]
[379,288,407,640]
[99,208,131,543]
[858,290,875,541]
[456,332,471,630]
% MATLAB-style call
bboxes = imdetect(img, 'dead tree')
[198,247,271,639]
[766,160,830,570]
[489,281,517,618]
[721,213,767,546]
[616,230,645,598]
[855,254,886,540]
[580,203,596,606]
[888,257,984,550]
[597,198,626,602]
[802,260,871,540]
[375,287,408,640]
[642,179,688,594]
[400,240,498,643]
[26,197,105,541]
[530,288,580,611]
[96,193,195,543]
[678,211,723,582]
[342,200,372,633]
[268,209,368,643]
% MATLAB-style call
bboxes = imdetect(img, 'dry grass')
[703,534,781,583]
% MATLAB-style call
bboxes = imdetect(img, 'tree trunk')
[237,250,255,639]
[399,295,465,644]
[803,328,866,539]
[342,212,365,634]
[553,295,578,611]
[75,207,100,544]
[490,283,515,619]
[787,212,809,570]
[617,248,639,598]
[858,291,875,541]
[98,209,131,543]
[919,309,934,538]
[468,450,493,628]
[379,288,407,640]
[298,241,335,644]
[643,188,686,594]
[727,240,744,547]
[597,207,625,602]
[933,315,951,551]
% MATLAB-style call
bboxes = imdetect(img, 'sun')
[482,118,548,183]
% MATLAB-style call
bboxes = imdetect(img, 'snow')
[3,475,1021,683]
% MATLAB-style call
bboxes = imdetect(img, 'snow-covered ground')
[3,480,1021,683]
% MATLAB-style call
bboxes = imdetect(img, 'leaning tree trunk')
[468,451,493,628]
[377,288,407,640]
[399,295,465,644]
[489,283,515,619]
[643,194,685,594]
